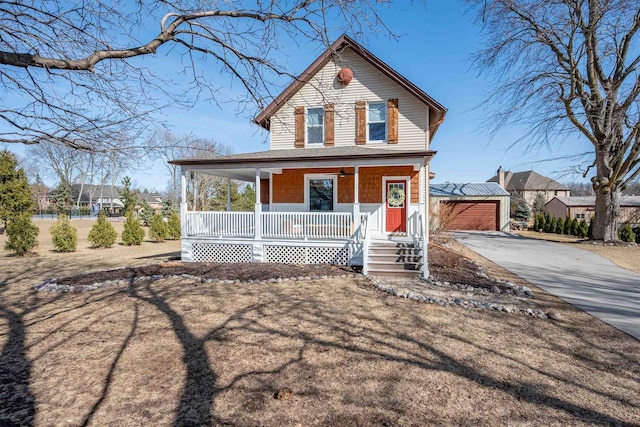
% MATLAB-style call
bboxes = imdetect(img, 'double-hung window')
[368,102,386,142]
[307,107,324,144]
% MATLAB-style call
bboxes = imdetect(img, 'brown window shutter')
[355,101,366,145]
[324,104,334,146]
[387,98,399,144]
[294,106,305,148]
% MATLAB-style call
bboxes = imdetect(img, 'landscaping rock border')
[369,276,561,321]
[33,272,359,293]
[32,265,560,321]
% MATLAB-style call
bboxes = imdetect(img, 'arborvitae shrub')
[122,212,145,245]
[5,214,39,256]
[563,216,572,235]
[619,223,635,242]
[88,211,117,248]
[547,215,557,233]
[570,218,579,236]
[538,214,546,232]
[587,217,594,239]
[149,213,168,242]
[633,227,640,244]
[532,215,539,231]
[167,212,181,240]
[556,216,565,234]
[578,220,588,238]
[50,214,77,252]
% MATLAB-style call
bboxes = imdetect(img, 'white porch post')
[226,178,232,211]
[192,172,198,211]
[180,168,193,262]
[420,163,429,279]
[180,170,188,230]
[353,166,361,231]
[254,168,262,239]
[252,168,263,262]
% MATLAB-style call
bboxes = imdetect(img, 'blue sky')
[5,1,593,191]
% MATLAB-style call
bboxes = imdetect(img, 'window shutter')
[355,101,366,145]
[294,106,305,148]
[387,98,399,144]
[324,104,334,146]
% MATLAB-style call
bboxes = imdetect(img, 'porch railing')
[262,212,353,240]
[184,211,254,238]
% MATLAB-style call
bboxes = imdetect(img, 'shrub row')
[6,211,182,256]
[532,213,640,242]
[532,213,591,238]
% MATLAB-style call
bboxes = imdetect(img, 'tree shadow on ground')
[1,271,639,426]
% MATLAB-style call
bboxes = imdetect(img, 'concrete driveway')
[453,231,640,340]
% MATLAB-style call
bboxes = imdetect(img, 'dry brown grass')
[0,221,639,426]
[515,230,640,274]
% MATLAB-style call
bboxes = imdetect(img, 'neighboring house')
[429,183,510,232]
[137,192,163,211]
[171,34,448,277]
[488,167,570,209]
[546,196,640,225]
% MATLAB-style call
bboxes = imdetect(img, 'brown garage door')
[441,200,499,231]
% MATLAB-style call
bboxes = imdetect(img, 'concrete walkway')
[453,232,640,340]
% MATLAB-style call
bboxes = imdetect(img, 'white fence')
[262,212,353,240]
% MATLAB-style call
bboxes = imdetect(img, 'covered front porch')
[172,146,432,277]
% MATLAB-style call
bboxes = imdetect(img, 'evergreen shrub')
[50,214,77,252]
[122,212,145,245]
[88,211,117,248]
[167,212,181,240]
[5,214,39,256]
[149,213,168,242]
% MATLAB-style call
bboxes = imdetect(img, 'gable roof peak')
[253,34,447,138]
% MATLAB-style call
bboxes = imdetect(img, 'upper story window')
[368,102,386,142]
[306,107,324,144]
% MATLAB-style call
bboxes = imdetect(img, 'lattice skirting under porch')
[263,244,349,265]
[185,240,353,265]
[192,243,253,263]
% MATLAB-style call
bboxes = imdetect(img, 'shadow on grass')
[1,265,639,425]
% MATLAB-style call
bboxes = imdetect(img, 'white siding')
[270,49,429,150]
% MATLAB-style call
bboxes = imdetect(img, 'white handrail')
[262,212,353,240]
[184,211,254,238]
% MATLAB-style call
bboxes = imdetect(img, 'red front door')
[385,180,407,233]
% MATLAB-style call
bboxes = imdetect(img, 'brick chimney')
[497,166,505,188]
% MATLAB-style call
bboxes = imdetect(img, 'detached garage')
[430,183,510,232]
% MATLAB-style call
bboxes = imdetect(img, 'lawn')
[0,220,639,426]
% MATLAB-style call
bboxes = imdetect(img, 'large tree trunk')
[593,183,621,241]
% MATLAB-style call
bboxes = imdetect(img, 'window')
[575,213,585,220]
[307,107,324,144]
[368,102,386,142]
[308,178,334,211]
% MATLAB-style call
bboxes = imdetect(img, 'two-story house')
[171,35,447,277]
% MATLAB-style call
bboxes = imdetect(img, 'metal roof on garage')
[430,182,509,197]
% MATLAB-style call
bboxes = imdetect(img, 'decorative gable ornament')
[337,67,353,85]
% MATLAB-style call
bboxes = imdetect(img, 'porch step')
[366,240,423,278]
